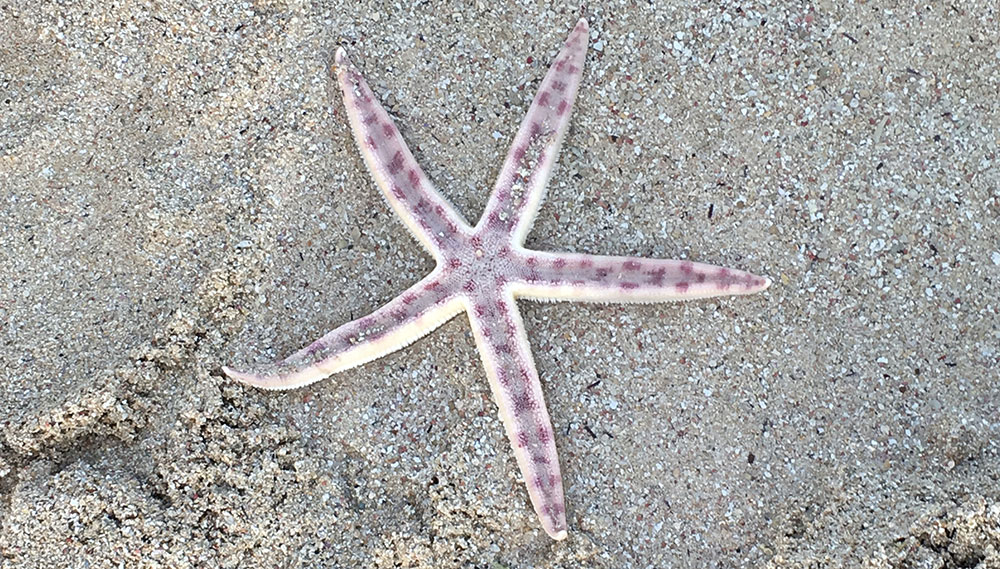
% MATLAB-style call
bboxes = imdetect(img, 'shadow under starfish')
[225,18,770,540]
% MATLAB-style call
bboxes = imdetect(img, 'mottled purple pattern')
[479,20,589,244]
[465,285,566,534]
[224,19,770,541]
[281,270,456,367]
[518,251,769,301]
[335,49,471,257]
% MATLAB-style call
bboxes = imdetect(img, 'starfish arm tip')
[222,365,286,390]
[576,17,588,30]
[222,365,258,385]
[549,529,569,541]
[335,46,349,65]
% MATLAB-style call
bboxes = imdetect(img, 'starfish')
[224,19,770,540]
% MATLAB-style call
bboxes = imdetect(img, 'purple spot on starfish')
[517,432,530,448]
[387,151,403,174]
[513,393,537,413]
[513,144,527,163]
[537,427,552,445]
[648,267,666,285]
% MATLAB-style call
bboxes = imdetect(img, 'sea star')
[225,18,770,540]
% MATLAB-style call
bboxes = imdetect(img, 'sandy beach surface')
[2,1,998,567]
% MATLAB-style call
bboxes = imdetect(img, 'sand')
[2,1,998,567]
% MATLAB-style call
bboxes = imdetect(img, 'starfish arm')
[512,250,771,302]
[478,19,589,245]
[335,48,472,260]
[224,270,464,390]
[463,290,568,540]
